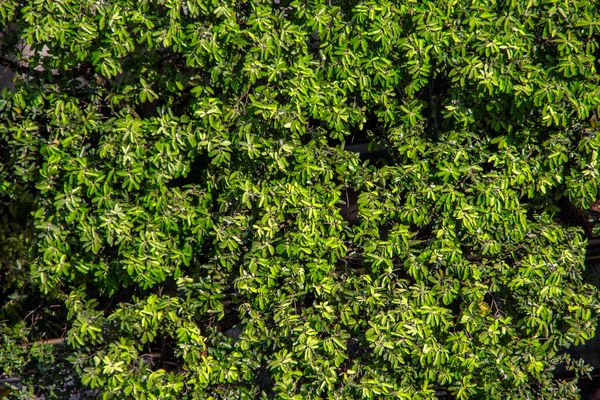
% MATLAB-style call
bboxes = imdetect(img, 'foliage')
[2,0,600,398]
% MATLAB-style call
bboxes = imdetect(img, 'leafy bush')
[2,0,600,398]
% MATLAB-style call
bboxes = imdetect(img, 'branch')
[20,337,65,349]
[0,57,107,90]
[0,55,33,76]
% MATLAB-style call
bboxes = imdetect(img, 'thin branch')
[20,337,65,349]
[0,57,108,91]
[0,56,32,76]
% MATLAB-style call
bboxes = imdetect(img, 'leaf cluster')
[2,0,600,398]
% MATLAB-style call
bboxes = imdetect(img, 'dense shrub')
[2,0,600,398]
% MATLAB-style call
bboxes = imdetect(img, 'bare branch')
[0,55,32,76]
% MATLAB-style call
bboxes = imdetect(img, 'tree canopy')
[2,0,600,398]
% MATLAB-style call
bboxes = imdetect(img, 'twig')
[0,56,32,76]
